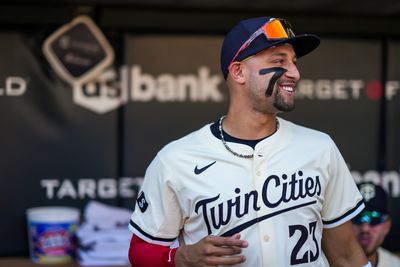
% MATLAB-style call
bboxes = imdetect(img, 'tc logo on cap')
[360,183,376,202]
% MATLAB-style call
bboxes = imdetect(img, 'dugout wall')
[0,3,399,256]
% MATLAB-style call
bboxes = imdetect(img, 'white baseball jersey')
[129,117,364,266]
[377,247,400,267]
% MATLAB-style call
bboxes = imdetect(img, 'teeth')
[282,86,294,92]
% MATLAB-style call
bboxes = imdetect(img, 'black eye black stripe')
[259,67,287,96]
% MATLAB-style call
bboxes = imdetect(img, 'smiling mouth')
[281,85,294,93]
[277,79,296,94]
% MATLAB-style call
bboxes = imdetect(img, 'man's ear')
[228,62,246,84]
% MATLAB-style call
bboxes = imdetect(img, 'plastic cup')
[26,207,80,264]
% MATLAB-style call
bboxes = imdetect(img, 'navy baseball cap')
[220,16,320,79]
[357,182,388,214]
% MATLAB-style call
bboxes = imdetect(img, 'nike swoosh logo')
[194,161,216,175]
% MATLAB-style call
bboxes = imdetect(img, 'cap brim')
[284,34,321,58]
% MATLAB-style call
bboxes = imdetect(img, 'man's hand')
[175,233,248,267]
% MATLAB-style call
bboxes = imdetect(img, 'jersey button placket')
[253,149,263,177]
[254,148,275,264]
[253,148,269,262]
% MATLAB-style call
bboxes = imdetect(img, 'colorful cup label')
[28,221,77,263]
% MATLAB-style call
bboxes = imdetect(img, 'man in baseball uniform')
[128,16,370,266]
[352,182,400,267]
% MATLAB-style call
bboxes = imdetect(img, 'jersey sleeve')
[321,139,364,229]
[129,153,184,246]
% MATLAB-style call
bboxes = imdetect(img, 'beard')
[272,86,295,112]
[247,69,296,114]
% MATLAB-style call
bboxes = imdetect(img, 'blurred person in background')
[352,182,400,267]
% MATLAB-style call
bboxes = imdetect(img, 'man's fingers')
[204,235,248,248]
[206,245,243,256]
[232,233,241,239]
[205,255,247,266]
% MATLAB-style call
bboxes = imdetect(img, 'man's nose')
[360,222,372,231]
[285,62,300,81]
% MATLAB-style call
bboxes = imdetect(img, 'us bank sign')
[73,65,224,114]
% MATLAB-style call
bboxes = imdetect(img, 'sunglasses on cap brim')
[352,210,387,226]
[229,18,295,67]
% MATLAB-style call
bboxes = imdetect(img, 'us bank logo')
[42,16,224,114]
[73,65,224,114]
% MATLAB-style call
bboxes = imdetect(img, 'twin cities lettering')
[195,170,321,235]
